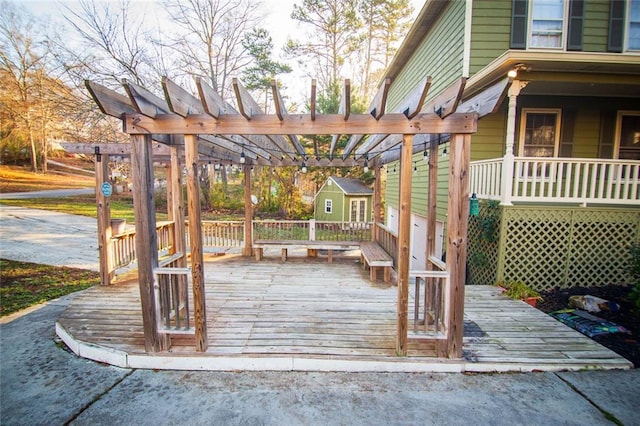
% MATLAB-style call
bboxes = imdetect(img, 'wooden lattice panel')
[467,202,501,286]
[500,207,640,291]
[567,210,638,286]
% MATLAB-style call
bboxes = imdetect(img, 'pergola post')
[131,134,169,352]
[169,146,187,259]
[396,134,413,356]
[243,164,253,256]
[184,135,208,352]
[426,140,447,357]
[95,152,113,285]
[373,165,382,241]
[445,133,471,358]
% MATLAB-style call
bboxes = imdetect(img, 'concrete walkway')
[0,205,99,271]
[0,205,638,425]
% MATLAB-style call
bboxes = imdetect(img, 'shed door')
[349,198,367,222]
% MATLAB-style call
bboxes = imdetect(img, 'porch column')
[95,151,113,285]
[396,134,413,356]
[373,165,382,241]
[131,134,168,352]
[243,164,253,256]
[185,135,208,352]
[445,134,472,358]
[501,80,526,206]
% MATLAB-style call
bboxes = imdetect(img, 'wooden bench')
[360,242,393,283]
[253,240,361,263]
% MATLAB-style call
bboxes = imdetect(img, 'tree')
[241,28,292,110]
[356,0,413,100]
[0,1,75,172]
[286,0,361,93]
[63,0,157,87]
[163,0,265,102]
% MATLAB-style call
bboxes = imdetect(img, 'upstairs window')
[629,0,640,50]
[511,0,583,50]
[609,0,640,52]
[530,0,565,48]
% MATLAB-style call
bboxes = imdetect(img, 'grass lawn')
[0,194,153,222]
[0,164,94,193]
[0,259,99,317]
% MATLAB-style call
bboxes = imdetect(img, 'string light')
[301,160,307,173]
[423,148,428,161]
[413,161,418,173]
[363,155,369,173]
[240,150,246,164]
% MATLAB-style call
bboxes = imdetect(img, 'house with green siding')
[314,176,373,222]
[381,0,640,291]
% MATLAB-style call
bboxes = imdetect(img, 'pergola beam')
[329,79,351,159]
[124,113,477,136]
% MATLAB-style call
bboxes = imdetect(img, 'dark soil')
[537,285,640,368]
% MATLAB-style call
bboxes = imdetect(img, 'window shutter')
[599,111,616,159]
[560,110,575,157]
[510,0,528,49]
[567,0,584,51]
[608,0,625,52]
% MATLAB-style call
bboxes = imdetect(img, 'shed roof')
[329,176,373,195]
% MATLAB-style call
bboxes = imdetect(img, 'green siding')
[468,0,615,75]
[385,144,450,221]
[471,110,507,161]
[583,0,611,52]
[469,0,512,76]
[572,107,601,158]
[314,184,345,222]
[314,182,372,222]
[386,1,466,111]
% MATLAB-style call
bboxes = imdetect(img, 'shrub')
[627,243,640,311]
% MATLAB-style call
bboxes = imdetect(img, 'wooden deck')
[56,254,632,372]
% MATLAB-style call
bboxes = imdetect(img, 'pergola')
[83,75,509,359]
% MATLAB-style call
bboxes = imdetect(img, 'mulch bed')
[537,285,640,368]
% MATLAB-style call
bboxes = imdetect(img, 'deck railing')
[111,221,176,272]
[470,157,640,206]
[195,221,244,247]
[410,256,450,340]
[253,219,372,242]
[153,252,192,335]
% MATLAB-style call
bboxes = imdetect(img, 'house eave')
[464,50,640,100]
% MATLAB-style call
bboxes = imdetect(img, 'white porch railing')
[470,157,640,206]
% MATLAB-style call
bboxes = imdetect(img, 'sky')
[17,0,423,105]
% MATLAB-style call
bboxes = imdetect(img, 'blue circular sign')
[101,181,113,197]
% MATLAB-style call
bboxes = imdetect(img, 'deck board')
[57,254,632,371]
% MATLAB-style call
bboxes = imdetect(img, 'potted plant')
[497,281,543,307]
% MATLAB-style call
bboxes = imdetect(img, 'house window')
[629,0,640,50]
[615,112,640,160]
[350,198,367,223]
[519,109,561,157]
[529,0,566,49]
[324,199,332,214]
